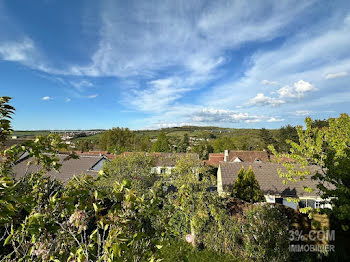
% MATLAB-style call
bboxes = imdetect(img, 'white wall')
[264,195,275,203]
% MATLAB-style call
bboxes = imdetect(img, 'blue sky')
[1,0,349,130]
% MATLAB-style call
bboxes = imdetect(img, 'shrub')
[242,204,291,261]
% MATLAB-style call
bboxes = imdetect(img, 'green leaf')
[4,234,12,246]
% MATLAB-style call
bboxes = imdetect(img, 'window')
[275,198,283,204]
[315,201,321,208]
[307,199,315,208]
[299,199,307,208]
[298,199,317,208]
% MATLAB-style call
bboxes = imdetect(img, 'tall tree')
[311,119,329,129]
[232,166,265,203]
[0,96,15,146]
[277,125,299,153]
[192,141,214,160]
[177,133,190,153]
[260,128,278,152]
[270,114,350,230]
[151,132,170,152]
[99,127,136,154]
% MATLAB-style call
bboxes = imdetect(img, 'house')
[120,152,199,175]
[12,153,108,182]
[203,150,273,167]
[203,153,224,166]
[74,151,115,160]
[217,162,331,209]
[152,152,199,174]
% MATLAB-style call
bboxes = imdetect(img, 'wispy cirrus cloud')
[0,38,34,62]
[261,80,279,86]
[70,80,93,91]
[1,1,350,129]
[294,110,312,116]
[325,71,348,79]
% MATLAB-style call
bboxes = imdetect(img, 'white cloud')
[0,38,34,62]
[278,80,316,99]
[124,74,212,112]
[88,94,98,98]
[70,80,93,90]
[295,110,311,116]
[267,117,284,122]
[65,0,315,78]
[294,80,316,93]
[191,108,264,123]
[246,93,285,107]
[277,85,297,98]
[325,71,348,79]
[66,98,71,102]
[261,80,279,85]
[41,96,53,101]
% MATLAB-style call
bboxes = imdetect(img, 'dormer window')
[233,157,242,162]
[254,158,262,163]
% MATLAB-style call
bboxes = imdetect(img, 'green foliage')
[211,136,236,152]
[151,132,171,152]
[270,114,350,230]
[260,128,278,152]
[242,205,291,261]
[311,119,329,129]
[2,174,163,261]
[0,96,15,146]
[277,125,299,153]
[158,239,241,262]
[99,127,150,154]
[176,133,190,153]
[198,210,242,256]
[192,141,214,160]
[232,166,265,203]
[75,139,94,152]
[2,96,345,260]
[101,152,157,193]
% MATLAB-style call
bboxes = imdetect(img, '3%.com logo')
[289,230,335,242]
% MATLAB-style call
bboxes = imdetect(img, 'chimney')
[224,150,229,162]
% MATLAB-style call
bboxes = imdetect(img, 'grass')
[11,130,50,138]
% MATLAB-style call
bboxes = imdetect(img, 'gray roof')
[219,162,322,197]
[12,154,106,182]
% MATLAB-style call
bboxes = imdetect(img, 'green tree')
[269,114,350,230]
[232,166,265,203]
[260,128,278,152]
[99,127,136,153]
[192,141,214,160]
[211,136,236,153]
[311,119,329,129]
[135,135,152,152]
[151,132,170,152]
[177,133,190,153]
[277,125,299,153]
[76,140,94,152]
[101,152,156,193]
[0,96,15,147]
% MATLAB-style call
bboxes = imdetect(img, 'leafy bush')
[157,239,241,262]
[242,204,291,261]
[1,174,164,261]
